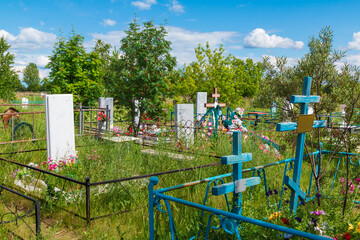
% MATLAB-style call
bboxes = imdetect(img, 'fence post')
[85,177,91,225]
[34,199,41,237]
[106,105,109,132]
[149,176,159,240]
[79,105,82,136]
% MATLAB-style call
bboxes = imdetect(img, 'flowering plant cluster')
[41,155,78,171]
[113,126,123,137]
[12,168,30,179]
[142,113,151,121]
[235,107,245,117]
[199,119,214,139]
[97,111,107,122]
[339,177,360,195]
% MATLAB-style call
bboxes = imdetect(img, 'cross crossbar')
[290,95,320,104]
[212,177,260,196]
[276,120,326,132]
[221,153,252,165]
[284,176,306,200]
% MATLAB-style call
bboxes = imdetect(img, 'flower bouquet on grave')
[97,111,108,122]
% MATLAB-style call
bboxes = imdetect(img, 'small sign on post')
[296,114,315,133]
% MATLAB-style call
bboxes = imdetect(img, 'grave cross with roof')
[276,77,326,214]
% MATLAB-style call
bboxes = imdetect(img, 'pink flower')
[310,210,325,216]
[340,177,345,183]
[356,178,360,185]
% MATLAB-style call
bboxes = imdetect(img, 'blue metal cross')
[276,77,326,214]
[212,131,260,215]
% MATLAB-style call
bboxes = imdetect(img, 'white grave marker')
[99,97,114,130]
[196,92,207,121]
[45,94,76,163]
[175,104,194,143]
[22,97,29,109]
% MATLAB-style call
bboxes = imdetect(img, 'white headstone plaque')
[45,94,76,163]
[175,104,194,143]
[99,97,114,130]
[196,92,207,120]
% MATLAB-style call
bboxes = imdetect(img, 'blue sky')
[1,0,360,79]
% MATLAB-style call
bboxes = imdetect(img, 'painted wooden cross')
[212,131,260,215]
[204,88,226,109]
[276,77,326,214]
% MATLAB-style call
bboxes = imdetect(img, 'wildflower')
[311,210,325,216]
[274,189,279,195]
[348,224,354,231]
[340,177,345,183]
[283,233,293,238]
[207,121,212,127]
[285,200,290,204]
[268,188,273,195]
[343,232,351,240]
[356,178,360,185]
[284,187,288,191]
[316,193,321,199]
[281,218,290,225]
[314,224,325,235]
[295,217,302,223]
[350,185,355,194]
[311,217,317,226]
[355,222,360,233]
[268,212,282,220]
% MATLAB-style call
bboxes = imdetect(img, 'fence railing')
[0,184,41,239]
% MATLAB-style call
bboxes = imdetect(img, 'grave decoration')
[197,88,247,138]
[148,131,329,239]
[276,77,326,214]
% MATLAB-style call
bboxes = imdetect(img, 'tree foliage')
[46,31,104,106]
[255,26,345,119]
[174,43,263,108]
[254,26,360,208]
[0,37,20,101]
[105,19,177,130]
[23,63,41,91]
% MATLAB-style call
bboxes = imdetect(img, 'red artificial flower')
[343,232,351,240]
[281,218,290,225]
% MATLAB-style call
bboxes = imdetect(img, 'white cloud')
[131,0,157,10]
[347,32,360,50]
[36,55,50,67]
[165,26,238,65]
[342,54,360,66]
[244,28,303,49]
[168,0,185,13]
[102,19,117,27]
[2,27,57,50]
[89,31,126,48]
[0,30,16,41]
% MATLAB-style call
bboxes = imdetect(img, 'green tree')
[105,19,177,132]
[23,63,41,91]
[46,31,104,106]
[0,37,20,101]
[175,43,263,108]
[255,26,358,208]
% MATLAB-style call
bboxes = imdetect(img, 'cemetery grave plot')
[147,78,360,239]
[2,90,360,239]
